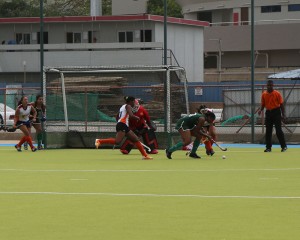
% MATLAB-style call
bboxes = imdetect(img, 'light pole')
[23,61,26,84]
[40,0,44,95]
[164,0,167,65]
[250,0,255,143]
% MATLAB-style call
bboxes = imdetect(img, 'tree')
[44,0,90,17]
[0,0,111,17]
[147,0,183,18]
[0,0,90,17]
[0,0,39,17]
[102,0,112,16]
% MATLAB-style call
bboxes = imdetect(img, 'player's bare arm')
[13,109,20,128]
[126,104,139,121]
[31,107,37,122]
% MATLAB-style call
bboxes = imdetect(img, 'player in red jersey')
[120,99,158,155]
[95,96,153,160]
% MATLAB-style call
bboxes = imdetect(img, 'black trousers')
[265,108,286,149]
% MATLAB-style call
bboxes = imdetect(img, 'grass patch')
[1,147,300,240]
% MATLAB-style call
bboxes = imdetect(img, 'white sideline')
[0,191,299,199]
[1,168,300,173]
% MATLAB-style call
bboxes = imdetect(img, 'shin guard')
[141,129,158,151]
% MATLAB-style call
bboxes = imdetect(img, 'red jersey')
[129,105,151,130]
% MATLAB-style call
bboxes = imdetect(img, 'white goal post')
[43,65,190,135]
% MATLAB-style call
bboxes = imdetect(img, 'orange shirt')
[261,90,283,110]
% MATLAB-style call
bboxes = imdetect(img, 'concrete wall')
[112,0,148,15]
[203,23,300,68]
[177,0,300,22]
[0,46,163,73]
[1,21,156,45]
[155,22,204,82]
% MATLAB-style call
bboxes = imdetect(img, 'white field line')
[0,191,299,199]
[259,178,279,180]
[70,179,88,181]
[0,149,266,153]
[1,168,300,173]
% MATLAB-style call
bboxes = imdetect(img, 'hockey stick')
[5,120,35,132]
[5,122,26,132]
[140,141,151,152]
[112,141,151,152]
[211,139,227,151]
[185,139,227,155]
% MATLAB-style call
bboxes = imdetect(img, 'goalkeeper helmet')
[132,99,140,113]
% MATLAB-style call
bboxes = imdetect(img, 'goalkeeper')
[120,99,158,155]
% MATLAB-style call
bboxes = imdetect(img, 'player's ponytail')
[124,96,135,103]
[17,96,25,106]
[205,111,216,121]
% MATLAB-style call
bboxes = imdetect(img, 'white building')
[0,14,207,83]
[112,0,300,78]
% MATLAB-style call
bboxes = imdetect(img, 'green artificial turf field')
[0,146,299,240]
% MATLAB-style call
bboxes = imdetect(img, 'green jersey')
[175,113,204,131]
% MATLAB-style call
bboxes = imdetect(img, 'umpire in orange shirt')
[258,80,287,152]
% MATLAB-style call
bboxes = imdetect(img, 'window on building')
[37,32,49,44]
[261,5,281,13]
[140,30,152,42]
[197,11,212,23]
[23,34,30,44]
[288,4,300,11]
[16,33,22,44]
[66,32,73,43]
[15,33,31,44]
[74,33,81,43]
[87,31,98,43]
[66,32,82,43]
[118,31,133,43]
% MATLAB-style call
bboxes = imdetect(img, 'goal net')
[43,65,189,148]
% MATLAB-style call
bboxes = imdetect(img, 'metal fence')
[1,82,299,145]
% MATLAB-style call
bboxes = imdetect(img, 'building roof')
[0,14,209,27]
[268,69,300,80]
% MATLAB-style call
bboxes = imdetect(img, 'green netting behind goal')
[46,93,98,121]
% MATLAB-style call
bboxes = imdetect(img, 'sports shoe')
[206,149,215,156]
[150,149,158,154]
[38,145,43,150]
[120,149,129,154]
[24,142,28,150]
[15,144,22,152]
[281,147,287,152]
[142,155,153,160]
[264,148,271,152]
[31,147,37,152]
[95,139,101,149]
[189,152,201,159]
[165,149,172,159]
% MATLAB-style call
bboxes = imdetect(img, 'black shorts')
[116,122,130,133]
[16,120,31,128]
